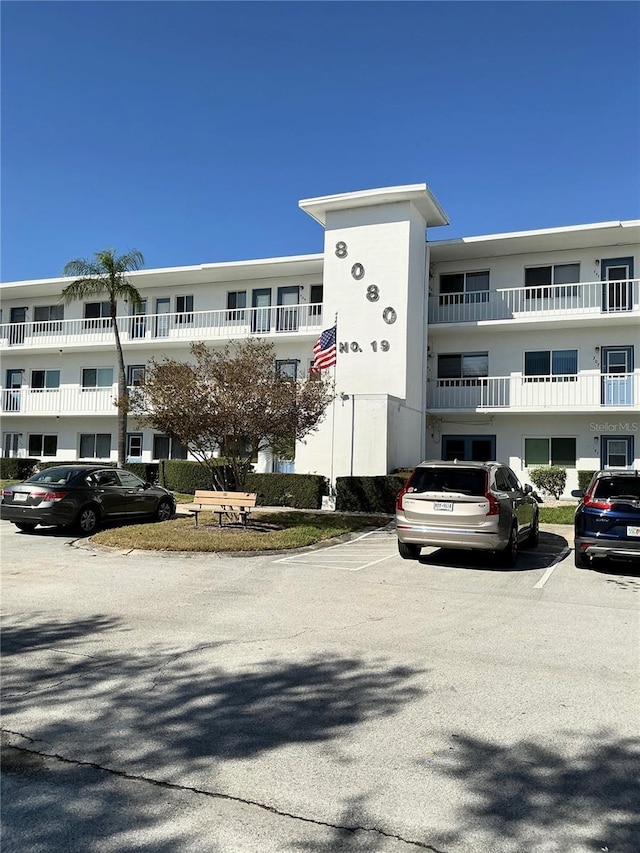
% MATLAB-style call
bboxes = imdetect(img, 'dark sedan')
[1,465,176,534]
[573,470,640,569]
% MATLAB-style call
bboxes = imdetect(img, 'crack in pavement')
[1,732,449,852]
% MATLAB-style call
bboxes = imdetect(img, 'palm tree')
[62,248,145,466]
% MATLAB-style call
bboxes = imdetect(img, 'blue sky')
[2,1,639,282]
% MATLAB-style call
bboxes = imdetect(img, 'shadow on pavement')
[417,531,569,572]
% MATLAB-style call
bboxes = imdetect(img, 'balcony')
[2,386,117,416]
[0,303,323,351]
[428,279,639,325]
[428,370,640,412]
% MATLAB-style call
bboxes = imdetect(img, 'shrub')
[162,460,235,493]
[0,457,40,480]
[529,466,567,500]
[577,470,597,492]
[335,476,406,514]
[244,473,327,509]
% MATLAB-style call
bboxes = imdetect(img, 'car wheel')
[574,549,591,569]
[498,524,518,568]
[155,498,173,522]
[76,505,100,535]
[15,522,37,532]
[524,512,539,548]
[398,542,421,560]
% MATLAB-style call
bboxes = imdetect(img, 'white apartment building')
[1,184,638,495]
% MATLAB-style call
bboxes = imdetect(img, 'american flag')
[312,324,337,370]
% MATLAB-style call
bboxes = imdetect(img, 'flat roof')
[299,183,450,227]
[429,220,640,261]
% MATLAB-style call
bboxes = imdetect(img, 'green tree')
[62,248,145,465]
[131,339,334,489]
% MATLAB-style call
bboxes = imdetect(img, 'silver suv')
[395,460,539,567]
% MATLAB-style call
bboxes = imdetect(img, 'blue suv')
[573,471,640,569]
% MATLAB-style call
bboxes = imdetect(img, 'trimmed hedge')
[335,476,405,514]
[161,460,234,493]
[0,457,40,480]
[244,473,327,509]
[578,470,597,492]
[529,466,567,500]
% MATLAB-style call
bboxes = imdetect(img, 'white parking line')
[533,547,570,588]
[273,529,397,572]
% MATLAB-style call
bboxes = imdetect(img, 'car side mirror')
[523,484,533,494]
[571,489,584,498]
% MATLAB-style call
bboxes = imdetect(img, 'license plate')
[628,526,640,537]
[13,493,28,502]
[434,501,454,512]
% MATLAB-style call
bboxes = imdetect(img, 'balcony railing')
[428,370,640,410]
[0,303,323,349]
[428,279,639,324]
[2,386,117,416]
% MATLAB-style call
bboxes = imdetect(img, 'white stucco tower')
[296,185,449,482]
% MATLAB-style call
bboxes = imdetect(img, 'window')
[524,349,577,382]
[126,433,143,458]
[84,301,111,328]
[439,271,489,305]
[442,435,496,461]
[118,470,145,488]
[524,263,580,299]
[33,304,63,332]
[28,434,58,457]
[82,367,114,389]
[127,365,145,386]
[437,352,488,385]
[31,369,60,390]
[80,433,111,458]
[309,284,323,317]
[152,434,187,460]
[226,291,246,321]
[276,359,298,380]
[525,437,576,467]
[175,295,194,323]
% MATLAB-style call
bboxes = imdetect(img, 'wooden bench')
[180,490,257,528]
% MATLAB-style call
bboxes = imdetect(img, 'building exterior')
[1,184,638,495]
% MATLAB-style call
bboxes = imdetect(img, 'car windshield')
[593,478,640,500]
[27,468,78,486]
[408,468,487,496]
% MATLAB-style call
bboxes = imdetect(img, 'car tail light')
[2,489,13,497]
[582,485,611,510]
[485,491,501,516]
[396,484,408,511]
[42,491,68,502]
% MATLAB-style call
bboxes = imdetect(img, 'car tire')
[76,505,100,535]
[155,498,173,522]
[574,549,591,569]
[524,512,539,549]
[498,524,518,568]
[398,542,421,560]
[15,522,37,532]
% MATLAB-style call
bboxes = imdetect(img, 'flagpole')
[329,312,338,494]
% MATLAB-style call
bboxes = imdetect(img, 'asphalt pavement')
[1,518,639,853]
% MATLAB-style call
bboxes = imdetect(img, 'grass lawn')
[91,510,392,552]
[538,505,577,525]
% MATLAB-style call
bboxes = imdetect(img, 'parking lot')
[2,518,639,852]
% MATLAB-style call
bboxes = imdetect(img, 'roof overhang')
[0,253,325,298]
[299,183,449,228]
[429,220,640,262]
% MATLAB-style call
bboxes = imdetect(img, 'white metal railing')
[428,279,640,324]
[0,303,324,349]
[429,370,640,410]
[1,386,117,415]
